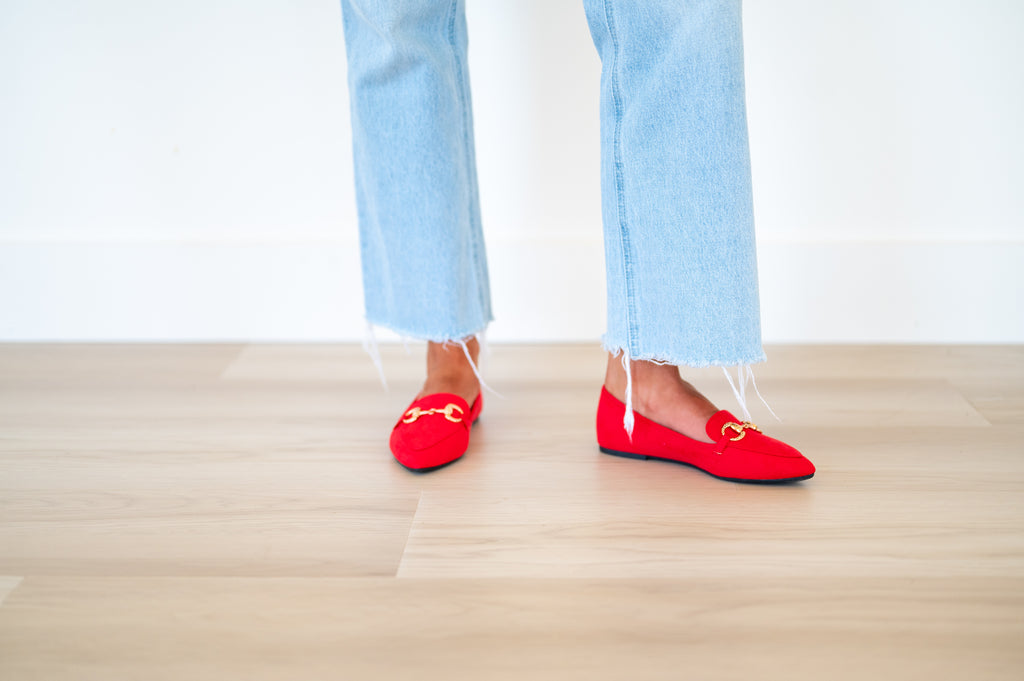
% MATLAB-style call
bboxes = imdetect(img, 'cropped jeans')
[340,0,767,425]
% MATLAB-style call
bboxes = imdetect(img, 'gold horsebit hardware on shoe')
[721,421,761,442]
[402,403,464,424]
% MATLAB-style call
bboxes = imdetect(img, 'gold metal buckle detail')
[402,403,465,424]
[720,421,761,442]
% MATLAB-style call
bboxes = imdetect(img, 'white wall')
[2,0,1022,342]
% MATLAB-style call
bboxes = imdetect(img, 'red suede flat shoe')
[390,392,482,472]
[596,386,814,483]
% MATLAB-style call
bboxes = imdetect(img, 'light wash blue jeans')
[340,0,766,423]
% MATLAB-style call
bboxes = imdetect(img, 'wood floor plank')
[0,343,1021,678]
[0,343,245,387]
[0,576,22,606]
[0,489,420,576]
[397,448,1024,578]
[952,377,1024,425]
[219,343,408,383]
[0,576,1020,681]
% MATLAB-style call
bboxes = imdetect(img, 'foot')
[418,337,481,406]
[390,337,483,472]
[603,351,718,443]
[596,387,814,483]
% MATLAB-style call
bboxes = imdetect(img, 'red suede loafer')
[390,392,482,472]
[596,386,814,483]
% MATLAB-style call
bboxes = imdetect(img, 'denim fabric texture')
[340,0,766,368]
[583,0,765,368]
[341,0,492,342]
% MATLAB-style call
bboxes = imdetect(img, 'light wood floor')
[1,343,1022,680]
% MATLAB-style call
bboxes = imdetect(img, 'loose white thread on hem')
[452,337,502,399]
[721,365,782,423]
[611,345,781,439]
[746,365,781,422]
[621,350,635,440]
[361,322,499,399]
[362,320,388,390]
[722,365,750,421]
[477,329,491,371]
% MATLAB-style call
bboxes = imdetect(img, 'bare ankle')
[427,338,479,369]
[603,351,718,442]
[420,338,481,403]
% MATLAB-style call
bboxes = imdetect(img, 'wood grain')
[0,343,1022,679]
[1,577,1021,681]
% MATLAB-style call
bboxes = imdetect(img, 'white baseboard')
[1,239,1021,343]
[756,240,1024,343]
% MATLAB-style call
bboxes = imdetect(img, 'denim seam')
[446,0,489,327]
[341,3,396,325]
[601,0,639,357]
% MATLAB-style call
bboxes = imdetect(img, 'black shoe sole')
[394,455,465,474]
[599,446,814,484]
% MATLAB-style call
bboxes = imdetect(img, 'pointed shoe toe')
[390,392,482,472]
[596,386,814,484]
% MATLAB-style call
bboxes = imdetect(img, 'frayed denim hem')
[361,317,499,397]
[601,337,776,440]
